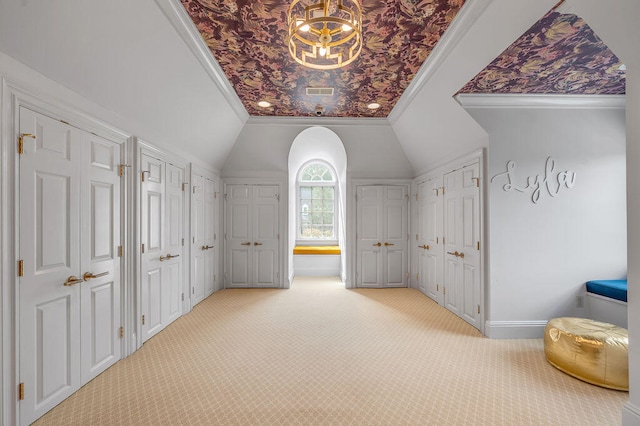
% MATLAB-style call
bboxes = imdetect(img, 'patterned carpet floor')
[35,277,628,425]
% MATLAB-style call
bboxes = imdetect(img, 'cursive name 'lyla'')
[490,157,576,204]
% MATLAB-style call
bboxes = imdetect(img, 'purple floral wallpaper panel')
[180,0,466,117]
[458,11,626,95]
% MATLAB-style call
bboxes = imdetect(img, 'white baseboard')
[622,402,640,425]
[485,320,548,339]
[294,268,340,277]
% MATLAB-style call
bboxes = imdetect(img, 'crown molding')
[388,0,493,124]
[245,116,391,127]
[154,0,249,122]
[456,93,626,109]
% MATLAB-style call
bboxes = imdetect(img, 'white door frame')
[0,78,130,425]
[349,179,412,289]
[222,178,287,289]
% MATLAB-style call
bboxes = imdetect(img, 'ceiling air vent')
[306,87,334,96]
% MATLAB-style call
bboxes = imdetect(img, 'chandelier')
[287,0,362,70]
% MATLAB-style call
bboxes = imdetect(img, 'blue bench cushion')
[586,280,628,303]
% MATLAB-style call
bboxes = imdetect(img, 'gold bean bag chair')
[544,317,628,391]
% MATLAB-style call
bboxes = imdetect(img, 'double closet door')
[415,161,482,330]
[191,174,217,305]
[225,185,280,288]
[140,154,184,342]
[356,185,408,288]
[18,107,122,425]
[443,163,481,329]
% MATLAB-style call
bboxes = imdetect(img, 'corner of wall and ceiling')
[153,0,249,123]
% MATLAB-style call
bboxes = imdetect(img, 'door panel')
[253,186,278,287]
[204,178,216,295]
[81,134,121,384]
[191,174,206,304]
[226,186,252,287]
[19,108,82,425]
[140,154,165,342]
[164,164,183,323]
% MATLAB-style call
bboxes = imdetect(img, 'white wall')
[465,103,627,337]
[222,120,414,179]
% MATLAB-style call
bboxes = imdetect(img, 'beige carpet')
[35,277,627,425]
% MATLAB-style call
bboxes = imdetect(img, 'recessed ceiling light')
[367,102,380,110]
[257,100,272,108]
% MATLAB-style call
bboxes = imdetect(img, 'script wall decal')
[490,157,576,204]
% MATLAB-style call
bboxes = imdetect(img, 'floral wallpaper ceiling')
[180,0,466,118]
[458,10,626,95]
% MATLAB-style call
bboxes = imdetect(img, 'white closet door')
[424,178,443,303]
[225,184,280,288]
[226,185,252,287]
[18,107,122,425]
[356,186,408,288]
[164,164,183,324]
[80,133,121,384]
[356,186,383,287]
[140,154,165,341]
[417,182,429,294]
[19,108,82,425]
[253,185,279,287]
[191,174,206,304]
[383,186,408,287]
[204,178,216,295]
[443,163,481,328]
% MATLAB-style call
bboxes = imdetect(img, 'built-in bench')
[293,245,341,277]
[586,280,627,328]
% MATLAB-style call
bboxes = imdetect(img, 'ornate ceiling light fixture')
[287,0,362,70]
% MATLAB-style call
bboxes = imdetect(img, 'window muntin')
[298,163,336,240]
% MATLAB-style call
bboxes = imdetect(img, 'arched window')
[298,162,336,241]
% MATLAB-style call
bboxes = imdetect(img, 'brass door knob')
[384,242,395,246]
[372,242,382,247]
[241,242,251,246]
[418,245,430,250]
[83,271,108,281]
[254,242,263,246]
[63,276,84,286]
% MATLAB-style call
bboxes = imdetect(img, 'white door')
[18,107,122,425]
[356,186,408,288]
[140,154,165,341]
[252,185,279,287]
[417,178,443,303]
[443,163,481,329]
[204,178,216,295]
[225,185,279,288]
[164,164,183,325]
[191,174,206,304]
[80,132,122,384]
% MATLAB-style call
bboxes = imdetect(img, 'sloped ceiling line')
[154,0,249,121]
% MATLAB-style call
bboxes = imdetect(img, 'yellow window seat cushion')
[293,245,341,255]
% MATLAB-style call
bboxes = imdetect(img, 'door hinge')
[18,383,24,401]
[118,164,131,177]
[17,260,24,277]
[473,177,480,188]
[224,193,228,200]
[192,288,194,294]
[18,133,36,155]
[118,246,124,257]
[119,326,124,339]
[436,237,439,244]
[141,244,145,253]
[478,305,481,314]
[441,186,445,195]
[443,287,446,295]
[416,234,418,241]
[141,171,150,182]
[443,237,445,244]
[193,237,195,244]
[192,186,196,194]
[477,241,480,251]
[141,315,145,325]
[181,293,184,301]
[182,183,186,191]
[276,193,280,201]
[214,192,217,199]
[182,238,185,246]
[214,233,217,241]
[436,284,439,292]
